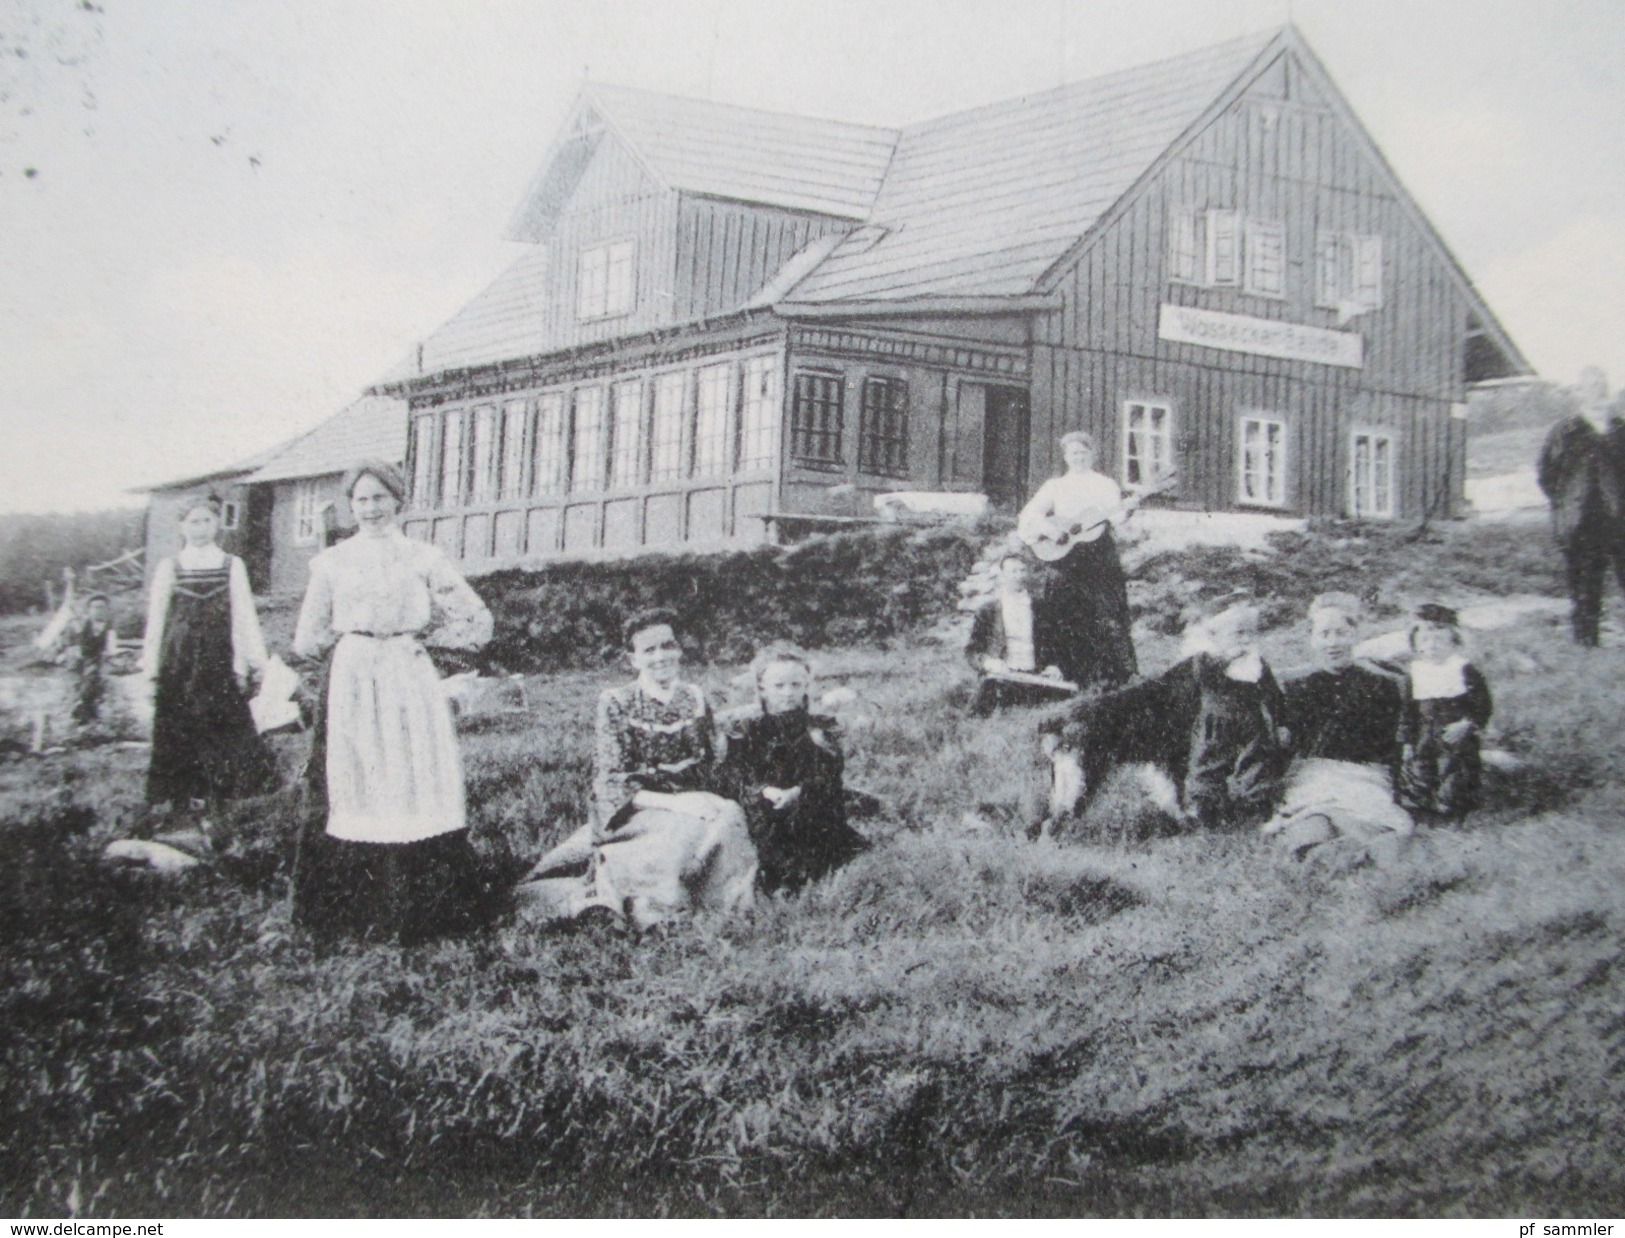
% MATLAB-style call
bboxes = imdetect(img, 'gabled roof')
[379,245,554,382]
[134,437,295,494]
[244,395,407,484]
[509,83,898,239]
[785,31,1276,302]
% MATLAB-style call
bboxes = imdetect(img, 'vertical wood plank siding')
[674,196,852,323]
[1032,75,1471,520]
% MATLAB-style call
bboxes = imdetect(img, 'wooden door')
[982,386,1031,509]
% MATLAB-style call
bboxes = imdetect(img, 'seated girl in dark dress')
[1039,600,1289,833]
[1395,603,1493,821]
[721,643,869,893]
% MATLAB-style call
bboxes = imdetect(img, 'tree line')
[0,508,145,616]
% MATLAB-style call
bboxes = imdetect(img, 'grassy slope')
[1,523,1622,1218]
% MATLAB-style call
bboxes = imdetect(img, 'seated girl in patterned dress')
[1395,603,1494,821]
[521,609,757,931]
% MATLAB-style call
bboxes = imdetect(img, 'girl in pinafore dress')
[141,495,277,832]
[289,461,494,945]
[1396,603,1494,821]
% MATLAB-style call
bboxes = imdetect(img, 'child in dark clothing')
[1039,600,1289,833]
[1396,603,1493,820]
[68,594,117,729]
[721,643,869,893]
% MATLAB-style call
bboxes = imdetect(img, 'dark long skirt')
[1040,528,1137,690]
[146,564,277,804]
[290,649,489,946]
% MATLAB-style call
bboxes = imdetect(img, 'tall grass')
[0,533,1621,1217]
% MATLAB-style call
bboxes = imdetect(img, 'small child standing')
[1396,603,1493,821]
[68,593,118,730]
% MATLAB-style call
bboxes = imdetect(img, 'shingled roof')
[243,395,407,484]
[785,31,1274,301]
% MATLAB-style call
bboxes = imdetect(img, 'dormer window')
[578,239,636,321]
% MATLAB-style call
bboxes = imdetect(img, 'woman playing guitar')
[1016,431,1143,690]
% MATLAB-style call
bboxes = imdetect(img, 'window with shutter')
[1243,219,1286,298]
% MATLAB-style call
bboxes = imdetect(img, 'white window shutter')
[1354,233,1383,310]
[1206,210,1241,286]
[1244,219,1285,297]
[1169,211,1201,283]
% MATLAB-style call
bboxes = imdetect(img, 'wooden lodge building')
[143,25,1530,590]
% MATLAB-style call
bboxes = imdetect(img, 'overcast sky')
[2,0,1622,514]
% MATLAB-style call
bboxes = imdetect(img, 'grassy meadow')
[1,519,1623,1217]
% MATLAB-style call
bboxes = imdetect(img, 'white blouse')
[293,529,492,659]
[140,547,267,680]
[1017,470,1124,540]
[1409,654,1469,700]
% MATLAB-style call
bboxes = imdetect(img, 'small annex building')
[378,23,1529,567]
[136,395,405,594]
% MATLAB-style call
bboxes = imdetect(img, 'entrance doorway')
[982,386,1030,509]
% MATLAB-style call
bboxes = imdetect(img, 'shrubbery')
[477,521,990,672]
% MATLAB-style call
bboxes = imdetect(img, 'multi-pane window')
[1123,400,1175,487]
[1243,219,1286,298]
[577,239,636,320]
[1350,430,1395,518]
[410,415,436,508]
[293,479,322,546]
[1170,208,1284,297]
[692,364,733,477]
[1316,231,1384,314]
[739,356,781,471]
[469,404,499,503]
[570,386,606,493]
[649,371,687,482]
[858,376,909,477]
[531,393,566,496]
[609,379,645,489]
[790,371,845,468]
[1238,415,1288,508]
[499,400,529,500]
[439,411,465,508]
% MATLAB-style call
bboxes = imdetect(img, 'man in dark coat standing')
[1538,367,1625,646]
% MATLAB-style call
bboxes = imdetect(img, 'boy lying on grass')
[1036,598,1290,836]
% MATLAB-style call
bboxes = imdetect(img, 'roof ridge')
[584,81,903,140]
[903,27,1284,135]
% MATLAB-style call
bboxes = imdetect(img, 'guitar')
[1022,471,1178,562]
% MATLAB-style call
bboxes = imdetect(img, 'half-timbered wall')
[1032,52,1473,519]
